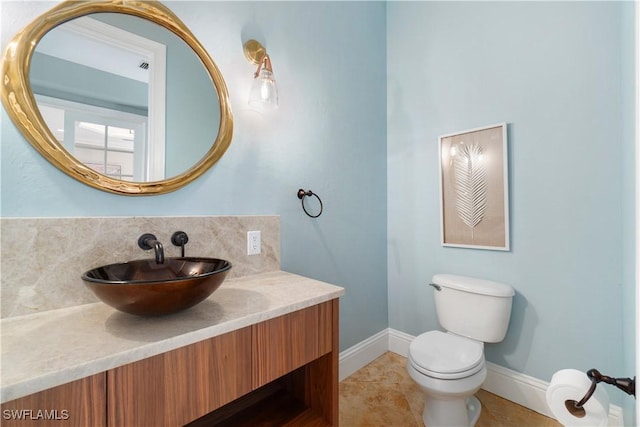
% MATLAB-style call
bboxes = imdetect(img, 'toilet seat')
[409,331,485,380]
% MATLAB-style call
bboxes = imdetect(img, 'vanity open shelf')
[190,356,335,427]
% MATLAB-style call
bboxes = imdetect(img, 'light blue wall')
[620,2,636,423]
[387,1,634,413]
[0,1,388,351]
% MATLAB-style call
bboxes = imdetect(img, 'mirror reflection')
[30,13,221,182]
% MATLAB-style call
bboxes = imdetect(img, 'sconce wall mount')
[243,39,267,66]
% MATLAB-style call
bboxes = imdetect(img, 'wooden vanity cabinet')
[2,299,339,427]
[0,374,106,427]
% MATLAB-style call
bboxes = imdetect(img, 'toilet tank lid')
[432,274,515,297]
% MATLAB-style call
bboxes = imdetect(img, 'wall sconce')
[243,39,278,110]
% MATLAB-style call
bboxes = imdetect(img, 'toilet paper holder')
[567,369,635,417]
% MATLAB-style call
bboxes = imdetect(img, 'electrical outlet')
[247,231,261,255]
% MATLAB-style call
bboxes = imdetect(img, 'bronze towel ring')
[297,189,323,218]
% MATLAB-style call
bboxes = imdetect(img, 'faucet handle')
[171,231,189,257]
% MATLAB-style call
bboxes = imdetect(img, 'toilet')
[407,274,515,427]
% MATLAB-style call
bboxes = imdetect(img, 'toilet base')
[422,395,482,427]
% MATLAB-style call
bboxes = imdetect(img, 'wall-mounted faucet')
[138,233,165,264]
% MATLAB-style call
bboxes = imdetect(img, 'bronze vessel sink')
[82,257,232,316]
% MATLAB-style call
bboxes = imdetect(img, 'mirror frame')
[2,0,233,195]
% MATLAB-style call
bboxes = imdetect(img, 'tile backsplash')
[1,216,280,318]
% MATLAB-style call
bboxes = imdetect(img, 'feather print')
[453,143,487,240]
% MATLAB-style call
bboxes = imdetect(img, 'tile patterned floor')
[339,352,562,427]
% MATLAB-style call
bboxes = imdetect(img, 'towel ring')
[297,189,323,218]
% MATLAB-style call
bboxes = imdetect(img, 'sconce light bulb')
[260,70,276,98]
[249,67,278,110]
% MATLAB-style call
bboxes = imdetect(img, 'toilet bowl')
[407,274,514,427]
[408,331,487,427]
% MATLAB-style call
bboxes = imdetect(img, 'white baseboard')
[388,328,414,355]
[338,328,389,381]
[339,328,624,426]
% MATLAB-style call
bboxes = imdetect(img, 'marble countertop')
[0,271,344,403]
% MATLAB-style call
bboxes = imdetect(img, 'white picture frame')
[439,123,509,251]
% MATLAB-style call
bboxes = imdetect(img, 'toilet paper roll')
[546,369,610,427]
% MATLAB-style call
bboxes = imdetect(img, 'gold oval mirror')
[2,0,233,195]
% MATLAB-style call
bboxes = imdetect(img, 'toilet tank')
[432,274,515,343]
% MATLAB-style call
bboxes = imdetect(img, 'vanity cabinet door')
[252,301,333,389]
[0,374,106,427]
[107,327,252,427]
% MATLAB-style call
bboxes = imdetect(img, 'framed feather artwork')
[439,123,509,250]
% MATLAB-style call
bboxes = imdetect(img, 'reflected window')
[36,95,157,181]
[75,122,135,181]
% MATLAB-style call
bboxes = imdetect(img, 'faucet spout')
[148,239,165,264]
[137,233,165,264]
